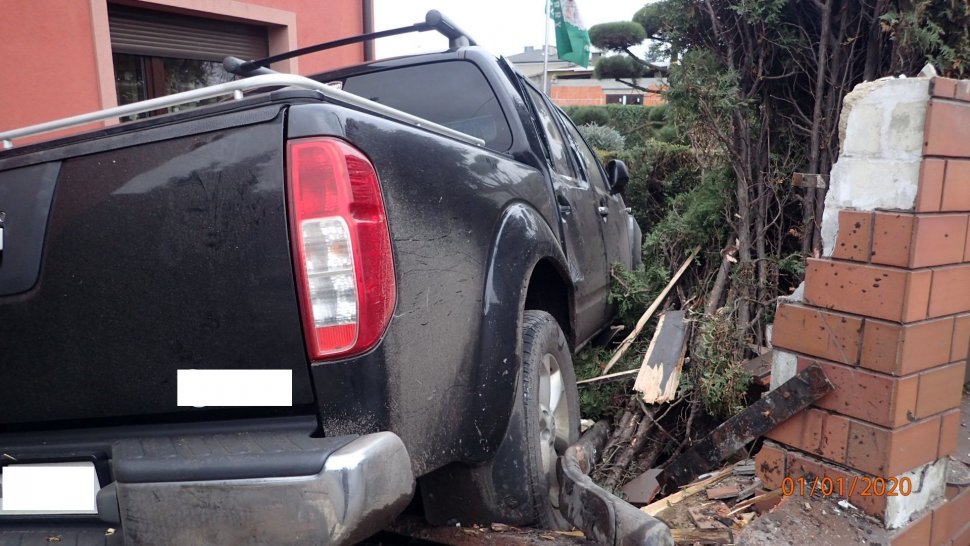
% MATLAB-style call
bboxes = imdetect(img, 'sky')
[373,0,649,60]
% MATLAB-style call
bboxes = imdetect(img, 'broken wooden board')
[661,365,833,489]
[621,468,662,505]
[633,310,689,404]
[741,350,773,387]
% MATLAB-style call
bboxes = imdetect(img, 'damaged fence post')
[660,365,833,490]
[558,421,673,546]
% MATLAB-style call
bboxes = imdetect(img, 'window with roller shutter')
[108,5,269,118]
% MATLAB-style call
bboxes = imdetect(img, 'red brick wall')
[550,86,605,106]
[759,76,970,544]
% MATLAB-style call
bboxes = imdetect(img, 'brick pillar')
[757,76,970,543]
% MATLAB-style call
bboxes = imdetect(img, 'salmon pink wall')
[247,0,365,75]
[0,1,105,137]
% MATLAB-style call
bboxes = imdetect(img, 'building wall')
[549,83,667,108]
[550,85,605,106]
[0,1,106,141]
[1,0,365,142]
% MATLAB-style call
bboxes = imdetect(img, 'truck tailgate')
[0,109,315,427]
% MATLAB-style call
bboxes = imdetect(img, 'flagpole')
[542,0,550,94]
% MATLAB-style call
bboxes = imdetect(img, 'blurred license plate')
[0,462,99,514]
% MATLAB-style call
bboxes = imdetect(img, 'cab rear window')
[341,61,513,151]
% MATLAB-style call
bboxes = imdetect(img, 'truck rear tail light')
[287,138,395,360]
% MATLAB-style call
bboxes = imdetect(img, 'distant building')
[507,46,666,108]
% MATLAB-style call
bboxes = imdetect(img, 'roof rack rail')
[226,10,476,77]
[0,74,484,150]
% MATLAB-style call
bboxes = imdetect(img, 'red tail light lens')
[287,137,395,360]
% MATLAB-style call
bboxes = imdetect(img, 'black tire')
[419,310,580,528]
[517,310,581,528]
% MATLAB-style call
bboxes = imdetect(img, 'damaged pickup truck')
[0,11,642,545]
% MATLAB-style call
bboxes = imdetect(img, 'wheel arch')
[459,202,573,463]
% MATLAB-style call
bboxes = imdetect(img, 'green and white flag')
[549,0,591,67]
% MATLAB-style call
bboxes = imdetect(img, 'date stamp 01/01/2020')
[782,476,913,497]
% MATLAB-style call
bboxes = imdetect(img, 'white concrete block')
[821,158,921,255]
[867,77,930,104]
[770,350,797,390]
[885,458,946,529]
[843,103,884,157]
[825,77,930,255]
[888,101,930,157]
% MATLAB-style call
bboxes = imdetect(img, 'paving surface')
[365,515,592,546]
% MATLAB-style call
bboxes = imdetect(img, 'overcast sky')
[373,0,649,59]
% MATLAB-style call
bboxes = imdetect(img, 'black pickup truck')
[0,12,641,545]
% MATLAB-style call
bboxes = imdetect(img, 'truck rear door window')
[341,61,513,151]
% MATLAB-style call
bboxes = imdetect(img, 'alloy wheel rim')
[537,352,570,509]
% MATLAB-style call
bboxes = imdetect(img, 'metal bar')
[238,23,433,72]
[0,74,483,149]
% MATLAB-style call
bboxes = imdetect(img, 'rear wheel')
[420,310,580,528]
[519,310,579,527]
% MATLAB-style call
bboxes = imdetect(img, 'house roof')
[506,46,560,64]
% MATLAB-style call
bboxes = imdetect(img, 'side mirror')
[605,159,630,195]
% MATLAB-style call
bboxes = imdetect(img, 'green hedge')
[563,104,668,148]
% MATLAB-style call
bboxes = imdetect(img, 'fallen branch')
[603,407,656,491]
[705,241,736,316]
[601,246,701,375]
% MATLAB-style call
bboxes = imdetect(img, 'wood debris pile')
[576,247,834,543]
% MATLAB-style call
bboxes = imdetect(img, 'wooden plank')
[601,246,700,375]
[661,365,833,489]
[633,310,688,403]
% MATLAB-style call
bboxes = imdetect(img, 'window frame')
[521,81,578,180]
[554,106,613,193]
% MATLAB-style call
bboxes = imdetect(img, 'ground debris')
[687,502,730,530]
[621,467,662,505]
[705,484,740,500]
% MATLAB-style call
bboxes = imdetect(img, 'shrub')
[578,123,626,152]
[589,21,647,51]
[564,106,610,127]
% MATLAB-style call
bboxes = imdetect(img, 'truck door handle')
[556,194,572,216]
[0,212,5,266]
[597,206,610,217]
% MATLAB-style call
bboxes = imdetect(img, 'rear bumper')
[1,429,415,546]
[115,431,414,545]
